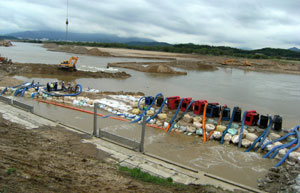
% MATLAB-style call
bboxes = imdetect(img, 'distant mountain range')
[4,30,155,43]
[289,47,300,52]
[2,31,300,56]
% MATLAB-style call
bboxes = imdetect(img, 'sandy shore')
[44,43,300,75]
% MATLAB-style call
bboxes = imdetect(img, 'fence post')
[139,116,147,153]
[93,103,99,137]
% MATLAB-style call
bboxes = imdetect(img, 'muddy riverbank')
[258,161,300,192]
[0,62,131,81]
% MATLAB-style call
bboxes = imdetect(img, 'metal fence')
[0,97,146,152]
[93,103,146,152]
[0,96,33,113]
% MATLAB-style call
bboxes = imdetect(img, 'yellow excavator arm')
[68,57,78,67]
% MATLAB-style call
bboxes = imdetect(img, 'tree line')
[18,40,300,61]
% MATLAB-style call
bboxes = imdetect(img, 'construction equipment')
[58,56,78,71]
[221,59,235,65]
[245,60,252,66]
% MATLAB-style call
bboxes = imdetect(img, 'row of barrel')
[145,95,282,131]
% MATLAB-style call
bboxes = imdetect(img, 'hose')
[0,87,8,96]
[14,88,23,96]
[220,107,237,144]
[137,96,146,111]
[254,117,273,152]
[12,82,29,88]
[146,98,168,123]
[270,139,297,159]
[42,84,82,97]
[0,82,29,96]
[168,100,195,132]
[245,115,272,152]
[202,102,208,142]
[21,86,34,97]
[130,93,163,124]
[31,91,39,98]
[261,132,296,150]
[165,98,184,132]
[238,111,248,148]
[263,136,296,158]
[275,126,300,167]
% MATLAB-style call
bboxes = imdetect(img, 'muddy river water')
[1,42,299,188]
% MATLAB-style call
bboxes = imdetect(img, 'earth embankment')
[0,62,131,80]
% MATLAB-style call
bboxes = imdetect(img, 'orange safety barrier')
[202,102,208,142]
[35,99,165,130]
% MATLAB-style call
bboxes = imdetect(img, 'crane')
[65,0,69,41]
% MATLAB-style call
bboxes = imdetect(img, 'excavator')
[221,59,235,65]
[58,56,78,71]
[245,60,252,66]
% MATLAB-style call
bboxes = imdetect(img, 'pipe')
[165,98,184,132]
[275,126,300,167]
[245,115,272,152]
[168,100,195,132]
[202,102,208,142]
[238,111,248,148]
[220,107,237,144]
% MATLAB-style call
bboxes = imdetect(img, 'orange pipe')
[202,102,208,142]
[165,124,171,132]
[35,99,166,130]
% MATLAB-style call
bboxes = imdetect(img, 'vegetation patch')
[119,166,176,186]
[5,167,16,175]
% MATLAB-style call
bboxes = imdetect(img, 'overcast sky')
[0,0,299,49]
